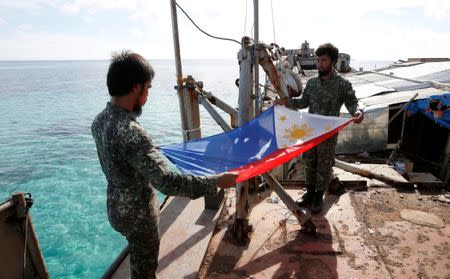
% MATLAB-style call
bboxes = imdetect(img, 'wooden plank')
[111,196,223,279]
[278,177,367,190]
[405,172,446,188]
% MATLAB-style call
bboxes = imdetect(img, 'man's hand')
[217,172,239,188]
[274,98,288,106]
[353,111,364,124]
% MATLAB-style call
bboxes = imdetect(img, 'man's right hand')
[274,98,288,106]
[217,172,238,188]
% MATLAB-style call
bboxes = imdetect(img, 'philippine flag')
[160,105,353,183]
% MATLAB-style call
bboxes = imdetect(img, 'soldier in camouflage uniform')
[91,51,237,278]
[275,43,364,213]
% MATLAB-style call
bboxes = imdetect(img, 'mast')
[232,0,260,243]
[170,0,189,141]
[253,0,260,115]
[170,0,201,141]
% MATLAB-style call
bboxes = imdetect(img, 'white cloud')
[82,16,95,23]
[61,0,137,15]
[0,0,57,10]
[0,0,449,60]
[128,28,143,39]
[423,0,450,20]
[17,23,33,32]
[0,17,7,26]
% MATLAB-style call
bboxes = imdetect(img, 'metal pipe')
[234,38,253,232]
[253,0,260,115]
[199,96,232,132]
[170,0,189,141]
[197,89,238,116]
[238,43,253,126]
[261,173,315,233]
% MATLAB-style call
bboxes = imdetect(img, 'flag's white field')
[274,106,350,148]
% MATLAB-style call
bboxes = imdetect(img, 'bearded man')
[275,43,364,213]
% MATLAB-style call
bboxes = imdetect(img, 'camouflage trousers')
[125,226,160,279]
[303,135,338,192]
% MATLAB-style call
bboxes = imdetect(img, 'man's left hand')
[353,111,364,124]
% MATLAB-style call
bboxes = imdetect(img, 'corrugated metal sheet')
[379,62,450,79]
[360,87,444,108]
[336,61,449,153]
[340,61,450,112]
[416,69,450,83]
[378,79,430,92]
[336,107,389,154]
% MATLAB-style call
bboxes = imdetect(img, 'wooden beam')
[334,160,411,187]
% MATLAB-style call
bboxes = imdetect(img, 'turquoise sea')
[0,59,392,278]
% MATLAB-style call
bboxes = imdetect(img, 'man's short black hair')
[107,50,155,97]
[315,43,339,64]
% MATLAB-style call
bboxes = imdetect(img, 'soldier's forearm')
[155,171,218,199]
[287,98,308,109]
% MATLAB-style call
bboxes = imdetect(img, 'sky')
[0,0,450,61]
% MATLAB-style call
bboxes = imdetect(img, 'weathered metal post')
[170,0,221,208]
[253,0,260,116]
[232,36,254,243]
[184,75,201,139]
[170,0,190,141]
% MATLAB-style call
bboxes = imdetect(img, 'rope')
[175,2,242,46]
[182,127,201,136]
[259,83,279,94]
[270,0,277,43]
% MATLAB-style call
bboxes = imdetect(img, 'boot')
[311,190,324,213]
[296,186,315,207]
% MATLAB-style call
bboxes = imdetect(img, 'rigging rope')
[270,0,277,43]
[175,2,242,46]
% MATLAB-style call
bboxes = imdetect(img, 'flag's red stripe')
[231,119,353,183]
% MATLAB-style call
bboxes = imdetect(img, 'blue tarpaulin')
[407,93,450,130]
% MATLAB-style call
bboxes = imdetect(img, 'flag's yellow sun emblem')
[284,123,313,142]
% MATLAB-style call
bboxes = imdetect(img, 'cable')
[243,0,248,36]
[176,2,242,46]
[270,0,277,43]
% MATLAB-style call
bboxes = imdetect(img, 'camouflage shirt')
[91,102,218,233]
[288,70,360,116]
